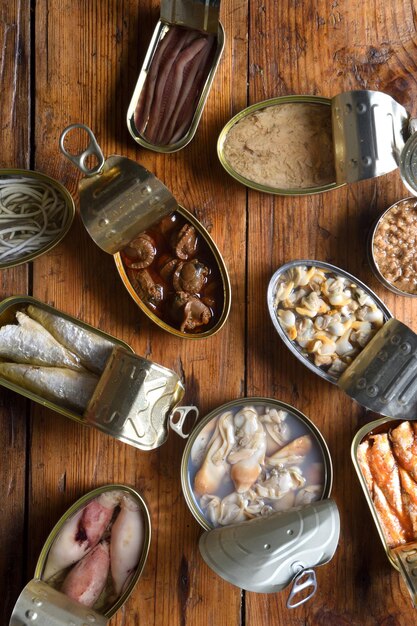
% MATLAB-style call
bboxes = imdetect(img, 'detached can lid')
[198,499,340,605]
[9,579,108,626]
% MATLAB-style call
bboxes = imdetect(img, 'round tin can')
[114,205,232,339]
[181,396,333,531]
[0,169,75,269]
[267,259,393,384]
[368,197,417,297]
[34,484,151,619]
[217,95,343,196]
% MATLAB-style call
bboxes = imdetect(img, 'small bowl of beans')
[369,197,417,297]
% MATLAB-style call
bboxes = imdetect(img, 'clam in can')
[181,396,333,531]
[10,485,151,624]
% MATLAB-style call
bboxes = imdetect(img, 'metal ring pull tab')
[59,123,105,176]
[286,567,317,609]
[169,406,199,438]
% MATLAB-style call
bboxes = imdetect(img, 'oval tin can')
[127,20,225,153]
[114,205,231,339]
[30,484,151,620]
[0,169,75,269]
[368,196,417,298]
[181,396,333,531]
[217,95,343,196]
[267,259,393,385]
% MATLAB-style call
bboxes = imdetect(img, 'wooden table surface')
[2,1,417,624]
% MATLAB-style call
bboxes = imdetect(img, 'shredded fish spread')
[223,102,336,190]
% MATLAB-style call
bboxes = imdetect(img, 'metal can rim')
[368,196,417,298]
[351,417,403,571]
[126,21,225,154]
[0,168,75,268]
[0,295,133,421]
[217,95,345,196]
[114,205,232,339]
[34,483,152,618]
[267,258,393,385]
[181,396,333,531]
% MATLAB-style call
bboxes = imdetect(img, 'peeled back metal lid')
[338,318,417,419]
[59,124,178,255]
[9,579,108,626]
[332,90,417,188]
[199,499,340,606]
[160,0,221,34]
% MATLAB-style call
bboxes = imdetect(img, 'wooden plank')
[26,1,247,624]
[246,0,417,624]
[0,1,30,621]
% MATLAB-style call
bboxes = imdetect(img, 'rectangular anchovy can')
[180,396,333,531]
[9,484,151,624]
[127,18,225,153]
[351,419,417,606]
[0,169,75,269]
[218,90,415,196]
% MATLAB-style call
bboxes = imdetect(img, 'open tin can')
[352,418,417,607]
[59,124,231,339]
[0,295,198,450]
[218,89,417,196]
[127,0,224,153]
[267,259,417,419]
[10,484,151,625]
[368,196,417,297]
[180,396,339,606]
[0,169,75,268]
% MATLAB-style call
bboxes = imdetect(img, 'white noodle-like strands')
[0,177,70,262]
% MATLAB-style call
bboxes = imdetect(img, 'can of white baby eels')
[368,197,417,298]
[0,169,75,269]
[9,484,151,625]
[181,396,333,531]
[351,419,417,607]
[218,90,417,196]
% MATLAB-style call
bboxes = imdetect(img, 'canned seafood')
[352,419,417,606]
[60,124,232,339]
[0,169,75,269]
[218,90,416,196]
[368,196,417,297]
[127,20,225,153]
[181,396,333,531]
[10,484,151,623]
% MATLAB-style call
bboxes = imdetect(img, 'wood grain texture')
[2,0,417,624]
[0,2,29,623]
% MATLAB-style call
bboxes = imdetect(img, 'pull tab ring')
[286,567,317,609]
[169,406,199,438]
[59,123,105,176]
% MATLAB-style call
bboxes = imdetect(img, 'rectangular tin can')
[0,295,132,422]
[127,19,225,153]
[351,418,417,605]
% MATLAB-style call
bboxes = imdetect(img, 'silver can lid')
[339,318,417,418]
[9,579,108,626]
[399,125,417,196]
[332,90,409,185]
[59,124,178,255]
[198,499,340,602]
